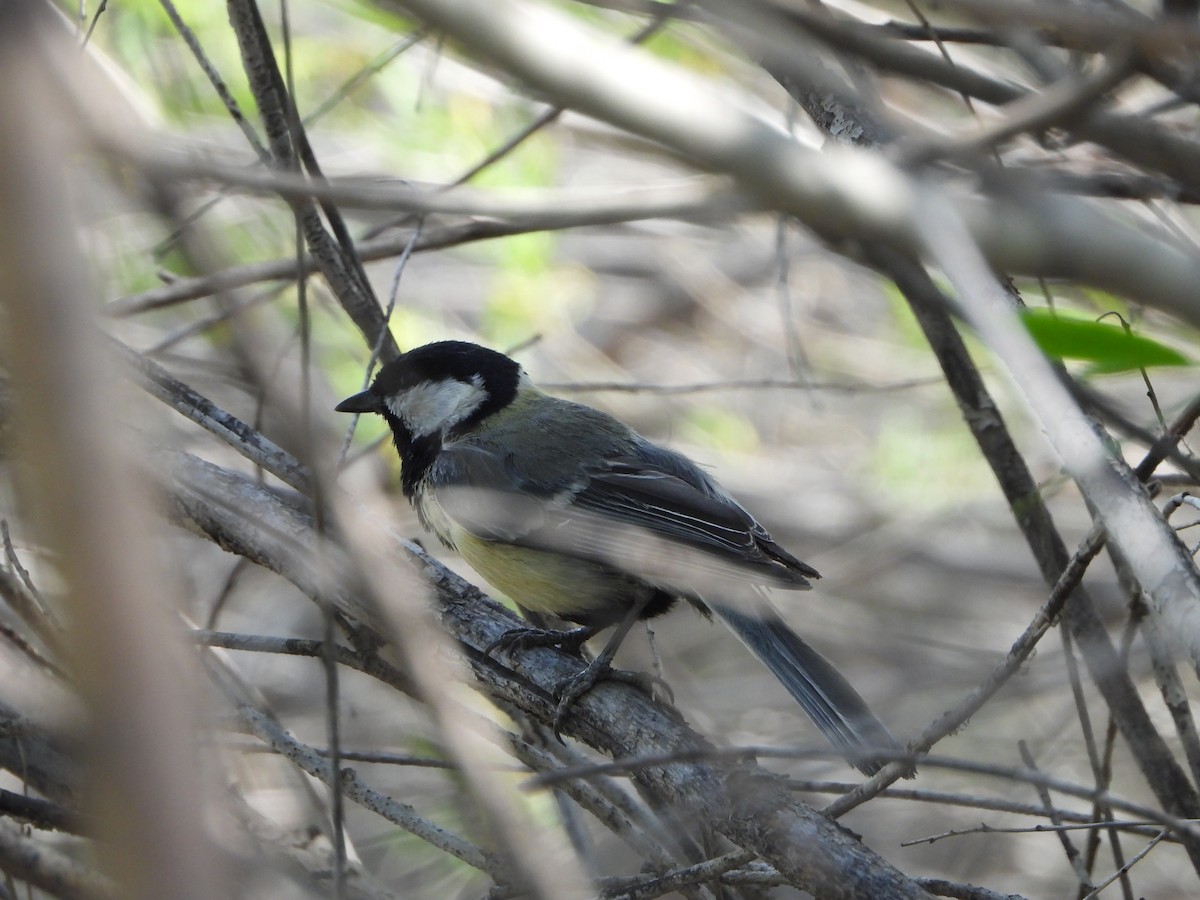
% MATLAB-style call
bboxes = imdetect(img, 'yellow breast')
[417,484,652,625]
[457,529,639,619]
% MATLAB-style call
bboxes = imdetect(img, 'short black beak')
[335,390,383,414]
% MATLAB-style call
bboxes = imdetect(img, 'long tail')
[710,603,902,776]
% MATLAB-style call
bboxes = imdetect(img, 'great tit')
[337,340,901,775]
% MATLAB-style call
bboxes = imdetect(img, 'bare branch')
[236,705,501,877]
[370,0,1200,328]
[0,818,117,900]
[225,0,397,362]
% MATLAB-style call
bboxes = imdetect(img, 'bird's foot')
[484,624,595,659]
[551,656,612,739]
[550,662,674,739]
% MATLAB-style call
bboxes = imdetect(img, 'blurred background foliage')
[2,0,1198,896]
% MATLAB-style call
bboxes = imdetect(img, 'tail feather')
[710,603,902,776]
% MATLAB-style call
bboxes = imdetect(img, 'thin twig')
[901,818,1188,847]
[110,337,312,495]
[528,746,1200,840]
[192,629,415,695]
[1079,831,1169,900]
[823,519,1107,817]
[1018,740,1093,893]
[158,0,269,162]
[237,705,501,877]
[598,849,757,900]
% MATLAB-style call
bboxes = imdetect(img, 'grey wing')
[426,442,551,541]
[430,441,817,595]
[571,461,817,586]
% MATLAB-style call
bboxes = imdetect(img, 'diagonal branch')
[225,0,398,361]
[160,448,933,899]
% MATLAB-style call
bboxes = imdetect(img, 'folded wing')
[431,444,817,596]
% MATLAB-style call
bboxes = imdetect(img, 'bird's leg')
[484,622,598,659]
[550,596,664,739]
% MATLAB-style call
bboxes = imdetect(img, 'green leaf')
[1021,310,1190,374]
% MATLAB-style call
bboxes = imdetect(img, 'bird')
[336,340,903,775]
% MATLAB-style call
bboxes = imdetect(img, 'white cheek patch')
[386,376,487,437]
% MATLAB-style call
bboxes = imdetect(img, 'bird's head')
[335,341,522,443]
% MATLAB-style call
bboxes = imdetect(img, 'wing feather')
[430,444,817,595]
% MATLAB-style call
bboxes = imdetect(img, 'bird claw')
[482,623,674,740]
[550,662,674,740]
[551,656,611,740]
[483,625,594,659]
